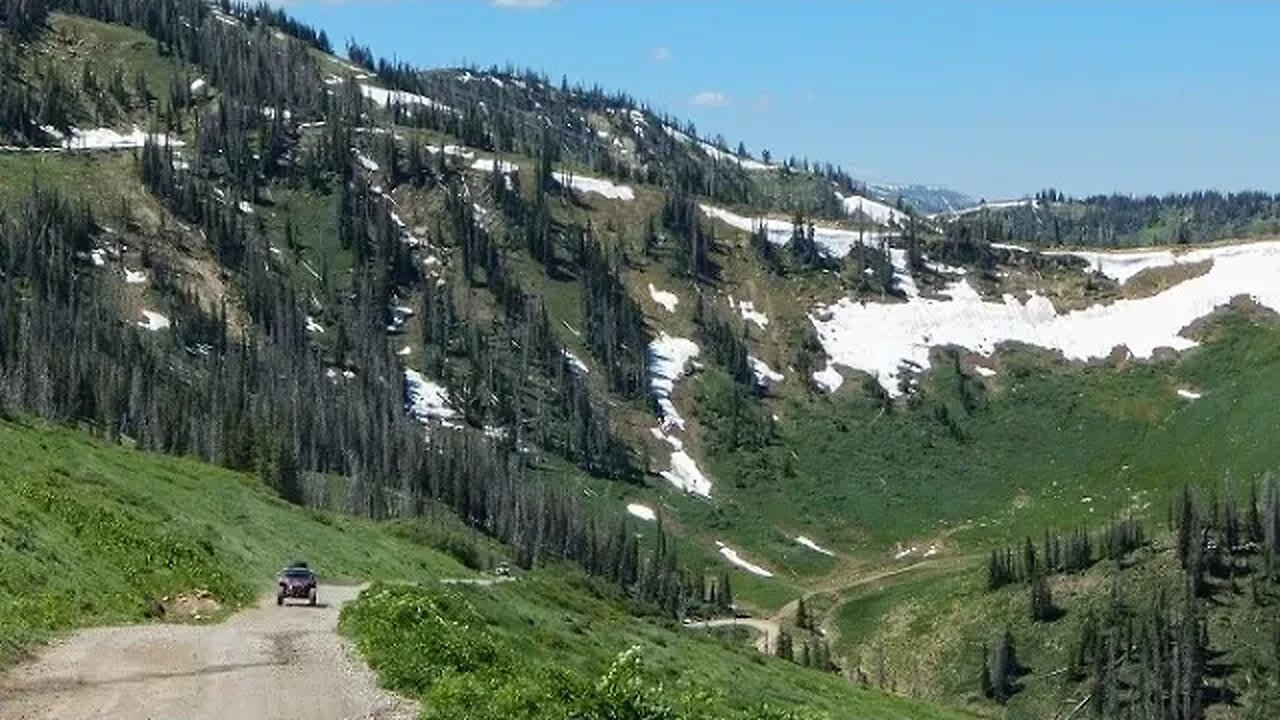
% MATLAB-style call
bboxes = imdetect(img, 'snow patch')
[189,78,206,93]
[1177,388,1202,400]
[812,361,844,393]
[55,127,185,151]
[698,142,773,171]
[562,348,589,374]
[795,536,836,557]
[812,239,1280,396]
[837,192,909,226]
[552,171,635,201]
[716,542,774,577]
[932,198,1035,219]
[648,334,700,431]
[355,152,380,173]
[137,310,170,331]
[404,368,457,422]
[749,356,784,386]
[627,503,657,522]
[305,316,325,334]
[426,144,476,160]
[360,85,454,114]
[731,297,769,329]
[700,204,893,258]
[974,365,997,378]
[124,269,147,285]
[648,284,679,313]
[925,258,968,275]
[1043,247,1193,285]
[471,157,518,174]
[663,446,712,498]
[387,305,415,333]
[647,334,713,497]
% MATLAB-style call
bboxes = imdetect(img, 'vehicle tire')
[309,588,317,606]
[277,594,284,606]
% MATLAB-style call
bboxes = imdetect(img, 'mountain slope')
[0,416,972,720]
[3,2,1280,718]
[0,417,476,667]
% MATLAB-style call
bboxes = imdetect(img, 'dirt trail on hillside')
[0,584,417,720]
[686,555,971,657]
[686,618,780,653]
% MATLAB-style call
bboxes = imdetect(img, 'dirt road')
[685,556,967,657]
[686,618,779,653]
[0,584,417,720]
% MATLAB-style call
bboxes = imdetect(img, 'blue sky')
[274,0,1280,200]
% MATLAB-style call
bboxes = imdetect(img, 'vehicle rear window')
[284,569,313,578]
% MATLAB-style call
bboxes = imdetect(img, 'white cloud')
[688,91,730,108]
[651,46,672,62]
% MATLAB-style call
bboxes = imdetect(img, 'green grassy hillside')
[0,417,477,667]
[0,416,973,720]
[341,577,976,720]
[680,311,1280,561]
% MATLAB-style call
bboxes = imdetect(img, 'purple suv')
[277,566,318,606]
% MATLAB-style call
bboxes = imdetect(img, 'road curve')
[686,618,779,654]
[0,584,417,720]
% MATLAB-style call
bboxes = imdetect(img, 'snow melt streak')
[795,536,836,557]
[553,171,635,201]
[716,542,774,577]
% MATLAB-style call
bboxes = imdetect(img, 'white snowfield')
[648,334,700,432]
[359,85,454,115]
[2,127,185,153]
[702,204,922,311]
[403,368,457,422]
[1040,247,1199,285]
[647,334,713,497]
[812,240,1280,396]
[648,283,680,313]
[837,192,909,226]
[794,536,837,557]
[716,542,774,577]
[552,171,635,201]
[699,204,893,257]
[627,503,657,522]
[137,310,171,331]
